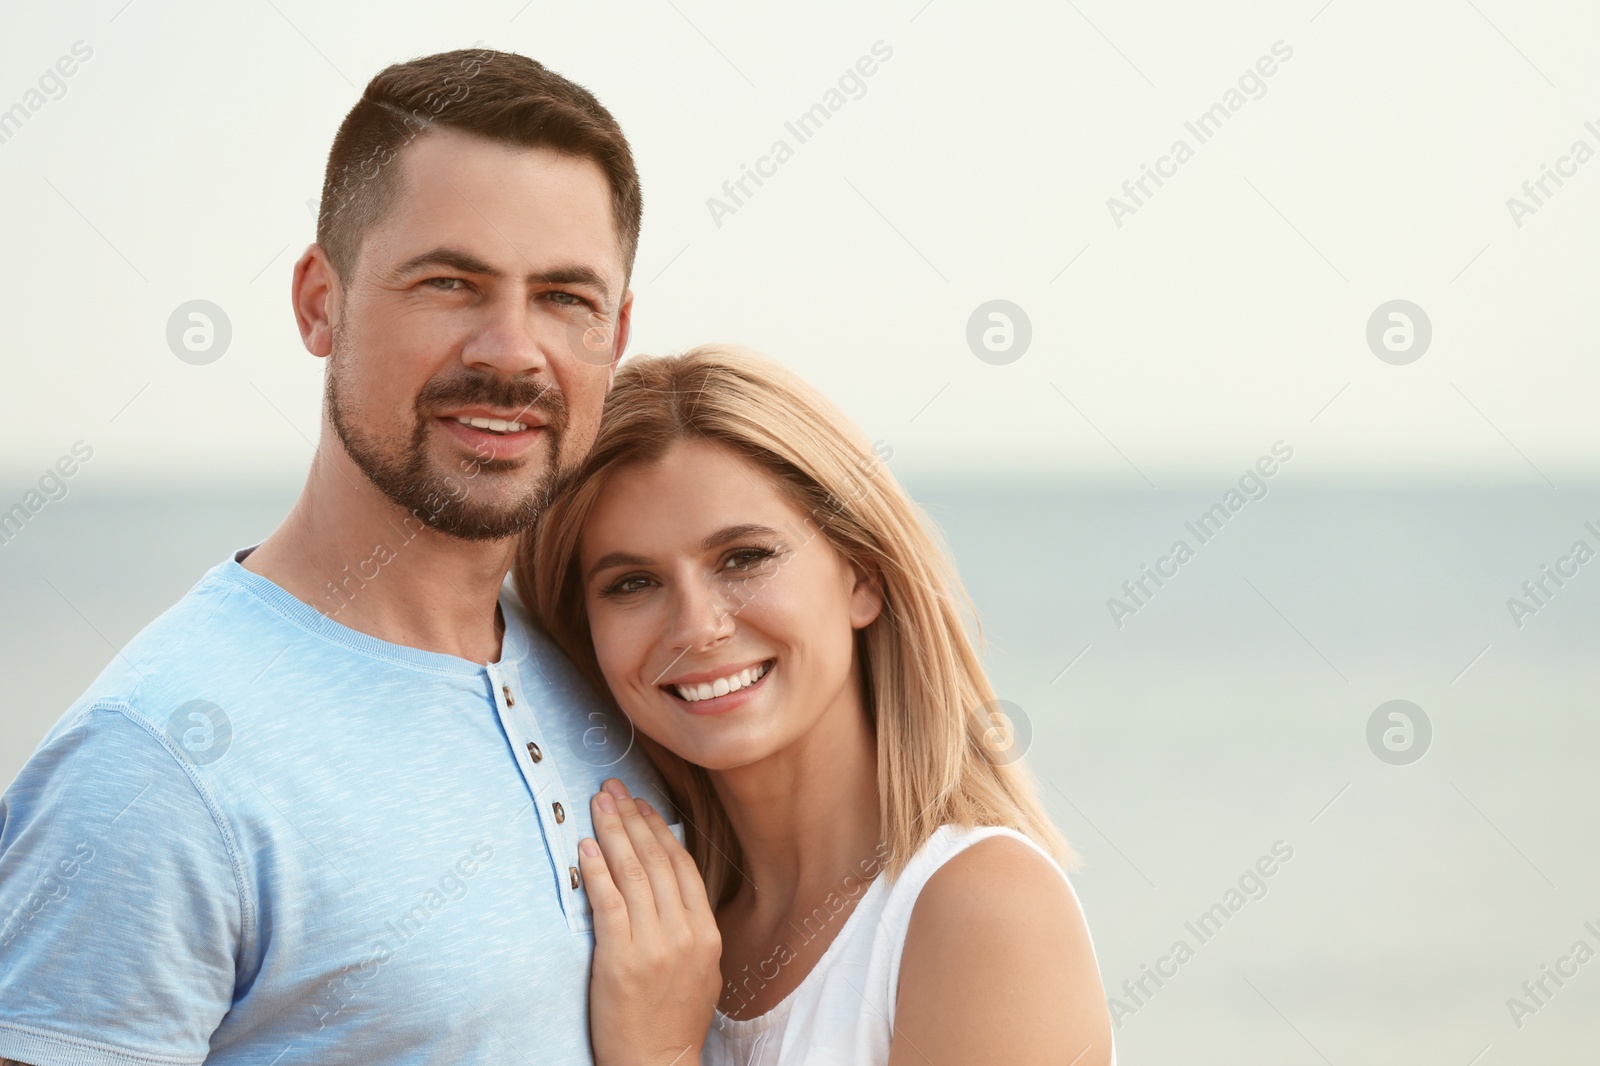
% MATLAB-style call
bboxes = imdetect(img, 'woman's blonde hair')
[515,344,1072,906]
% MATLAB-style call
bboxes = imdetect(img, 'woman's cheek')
[593,605,658,690]
[587,608,630,685]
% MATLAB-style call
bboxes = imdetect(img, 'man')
[0,48,672,1065]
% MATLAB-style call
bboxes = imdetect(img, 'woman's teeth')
[454,416,527,434]
[673,662,770,703]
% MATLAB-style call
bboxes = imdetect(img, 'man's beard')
[325,329,570,541]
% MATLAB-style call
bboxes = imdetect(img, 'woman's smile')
[658,658,776,715]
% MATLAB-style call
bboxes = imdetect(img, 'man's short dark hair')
[317,48,642,286]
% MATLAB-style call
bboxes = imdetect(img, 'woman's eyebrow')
[584,525,781,581]
[701,524,781,550]
[585,550,649,581]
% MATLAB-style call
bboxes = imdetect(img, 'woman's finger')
[590,788,661,943]
[634,796,715,923]
[606,781,688,921]
[577,836,631,945]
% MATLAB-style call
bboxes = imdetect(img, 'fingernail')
[580,838,599,857]
[635,798,653,816]
[596,791,616,814]
[604,779,630,799]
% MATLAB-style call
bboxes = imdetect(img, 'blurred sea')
[2,477,1597,1064]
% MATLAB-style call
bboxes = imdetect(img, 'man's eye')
[424,277,468,292]
[547,291,585,307]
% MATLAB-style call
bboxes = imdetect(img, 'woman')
[516,345,1115,1065]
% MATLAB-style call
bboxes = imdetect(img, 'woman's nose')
[666,575,737,651]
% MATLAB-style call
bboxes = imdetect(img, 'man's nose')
[459,297,550,378]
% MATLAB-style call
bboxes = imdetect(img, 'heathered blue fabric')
[0,549,672,1065]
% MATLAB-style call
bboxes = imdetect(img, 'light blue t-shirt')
[0,548,674,1065]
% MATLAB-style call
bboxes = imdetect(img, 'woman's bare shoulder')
[915,832,1075,922]
[890,832,1114,1066]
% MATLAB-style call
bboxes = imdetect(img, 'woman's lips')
[663,659,774,716]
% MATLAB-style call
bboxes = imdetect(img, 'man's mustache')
[417,373,568,429]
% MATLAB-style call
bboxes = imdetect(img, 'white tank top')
[700,824,1116,1065]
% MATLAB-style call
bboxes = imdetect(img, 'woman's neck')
[709,681,882,922]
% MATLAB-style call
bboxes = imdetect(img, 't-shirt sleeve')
[0,704,242,1066]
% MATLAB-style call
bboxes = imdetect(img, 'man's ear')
[849,562,884,630]
[292,244,339,358]
[607,288,634,389]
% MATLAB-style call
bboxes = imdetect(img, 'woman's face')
[578,437,882,771]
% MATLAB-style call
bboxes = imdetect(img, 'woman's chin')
[613,711,768,772]
[656,733,779,774]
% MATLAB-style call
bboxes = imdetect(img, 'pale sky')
[2,0,1596,487]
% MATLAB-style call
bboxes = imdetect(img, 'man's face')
[325,128,631,540]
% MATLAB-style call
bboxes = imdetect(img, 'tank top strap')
[875,824,1068,1016]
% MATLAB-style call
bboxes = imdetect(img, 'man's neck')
[242,447,516,664]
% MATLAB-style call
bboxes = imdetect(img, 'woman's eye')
[725,547,778,571]
[601,574,652,596]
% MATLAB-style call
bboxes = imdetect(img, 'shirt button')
[553,801,566,823]
[569,865,580,889]
[502,685,515,707]
[527,741,542,763]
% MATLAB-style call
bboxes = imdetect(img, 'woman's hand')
[581,778,722,1066]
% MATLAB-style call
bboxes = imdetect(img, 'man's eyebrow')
[533,265,614,303]
[392,248,614,301]
[394,247,499,278]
